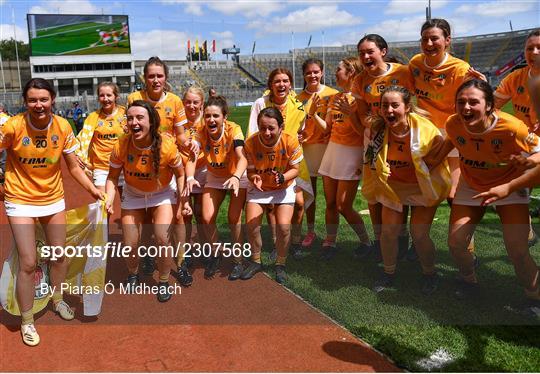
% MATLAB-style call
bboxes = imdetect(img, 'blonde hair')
[97,81,120,102]
[183,85,205,102]
[340,56,363,79]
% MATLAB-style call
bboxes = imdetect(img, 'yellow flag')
[195,39,199,53]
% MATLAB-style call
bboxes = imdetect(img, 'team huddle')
[1,19,540,347]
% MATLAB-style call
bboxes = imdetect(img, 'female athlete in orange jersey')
[495,29,540,132]
[363,86,450,294]
[0,78,104,346]
[296,59,338,250]
[128,57,197,275]
[173,86,207,287]
[248,68,312,260]
[242,107,303,283]
[184,96,248,280]
[311,57,371,260]
[353,34,413,260]
[427,80,540,312]
[75,82,127,193]
[105,100,190,303]
[409,18,485,205]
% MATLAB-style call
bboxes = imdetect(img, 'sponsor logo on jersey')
[491,138,503,153]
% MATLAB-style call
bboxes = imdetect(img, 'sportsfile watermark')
[0,223,539,326]
[39,241,252,261]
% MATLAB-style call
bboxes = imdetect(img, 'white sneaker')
[54,300,75,321]
[21,323,40,346]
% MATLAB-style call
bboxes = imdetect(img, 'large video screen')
[28,14,130,56]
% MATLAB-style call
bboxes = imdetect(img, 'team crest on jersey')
[51,134,59,147]
[517,86,525,94]
[438,74,446,79]
[364,85,372,93]
[456,136,466,145]
[256,152,263,160]
[127,154,134,163]
[280,148,286,156]
[22,136,30,146]
[97,121,104,127]
[491,138,503,153]
[165,107,172,115]
[412,68,420,77]
[205,144,211,152]
[390,79,398,85]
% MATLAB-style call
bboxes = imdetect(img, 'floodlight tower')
[426,0,432,21]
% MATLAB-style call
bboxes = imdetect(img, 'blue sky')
[0,0,538,60]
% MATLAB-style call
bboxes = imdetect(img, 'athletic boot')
[157,281,172,302]
[176,263,193,287]
[372,272,395,293]
[228,262,244,281]
[240,261,263,280]
[275,265,287,284]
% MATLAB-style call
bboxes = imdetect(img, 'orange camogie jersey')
[409,53,470,128]
[245,132,303,191]
[110,132,182,192]
[127,91,187,135]
[352,62,413,115]
[445,110,540,191]
[296,85,338,144]
[387,130,417,184]
[327,93,364,147]
[195,120,244,178]
[0,114,78,205]
[495,66,538,132]
[87,107,127,170]
[180,117,206,168]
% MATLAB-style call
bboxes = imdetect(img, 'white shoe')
[21,323,40,346]
[54,300,75,321]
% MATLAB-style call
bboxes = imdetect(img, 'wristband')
[186,176,195,182]
[232,175,240,181]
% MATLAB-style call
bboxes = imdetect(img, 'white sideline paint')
[416,348,455,371]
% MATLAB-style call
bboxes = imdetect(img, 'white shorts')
[247,181,296,205]
[4,199,65,217]
[191,166,208,194]
[303,143,328,177]
[439,128,459,158]
[93,169,125,187]
[205,171,249,190]
[121,184,177,210]
[318,141,363,180]
[454,177,529,206]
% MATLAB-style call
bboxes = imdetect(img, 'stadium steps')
[486,35,513,70]
[186,69,207,89]
[236,64,264,86]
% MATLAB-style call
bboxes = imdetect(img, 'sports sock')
[52,291,62,306]
[21,309,34,325]
[276,256,286,266]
